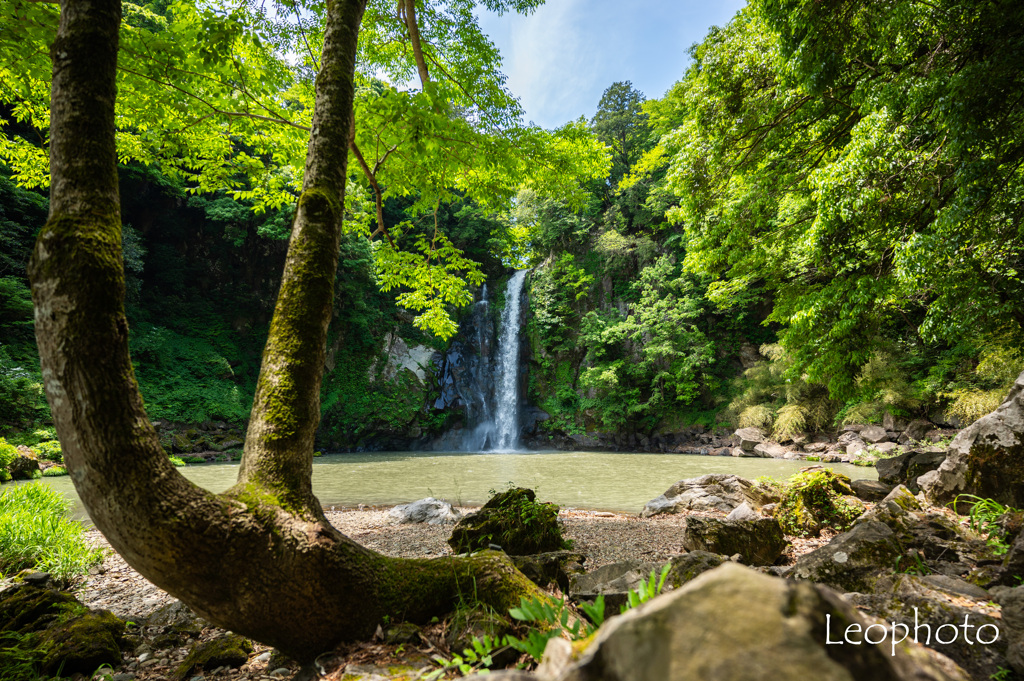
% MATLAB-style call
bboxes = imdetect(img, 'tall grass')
[0,483,104,583]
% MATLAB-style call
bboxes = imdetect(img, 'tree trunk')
[29,0,541,663]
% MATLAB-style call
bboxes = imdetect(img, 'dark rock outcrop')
[681,517,787,566]
[922,370,1024,510]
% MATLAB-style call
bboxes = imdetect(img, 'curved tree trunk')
[29,0,541,663]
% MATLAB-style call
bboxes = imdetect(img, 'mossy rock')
[448,487,568,555]
[174,633,252,681]
[0,585,82,634]
[38,609,125,676]
[8,453,41,480]
[773,469,863,537]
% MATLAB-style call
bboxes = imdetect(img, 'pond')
[35,450,876,517]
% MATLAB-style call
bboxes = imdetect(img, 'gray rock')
[846,440,868,456]
[570,553,727,611]
[734,427,764,452]
[569,560,664,611]
[845,574,1004,680]
[905,451,947,493]
[682,517,788,566]
[922,370,1024,510]
[903,418,935,443]
[850,479,894,501]
[510,551,586,591]
[803,441,829,453]
[641,474,773,516]
[387,497,462,525]
[557,563,968,681]
[870,441,901,455]
[753,442,787,458]
[787,521,902,593]
[861,425,889,443]
[726,501,760,521]
[884,412,910,432]
[993,585,1024,674]
[877,452,915,485]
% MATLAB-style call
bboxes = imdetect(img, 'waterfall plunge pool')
[36,450,876,518]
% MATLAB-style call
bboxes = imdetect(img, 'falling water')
[492,270,528,451]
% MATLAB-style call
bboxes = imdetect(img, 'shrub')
[42,466,67,477]
[181,456,207,464]
[169,456,186,467]
[773,469,863,537]
[0,437,17,470]
[31,440,62,463]
[0,483,104,582]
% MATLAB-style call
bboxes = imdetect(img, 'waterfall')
[492,269,527,451]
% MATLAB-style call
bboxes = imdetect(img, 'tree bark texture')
[29,0,541,663]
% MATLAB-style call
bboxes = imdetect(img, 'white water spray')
[492,270,527,451]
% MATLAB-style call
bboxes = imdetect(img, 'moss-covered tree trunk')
[29,0,541,663]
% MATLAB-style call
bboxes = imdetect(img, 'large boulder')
[681,517,787,566]
[510,551,586,591]
[877,451,915,485]
[787,520,903,593]
[555,563,968,681]
[388,497,463,525]
[922,370,1024,509]
[734,427,763,452]
[846,574,1005,681]
[448,487,567,555]
[641,474,773,516]
[860,425,890,444]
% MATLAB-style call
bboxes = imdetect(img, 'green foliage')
[955,495,1017,556]
[619,564,670,614]
[168,456,186,467]
[30,441,61,463]
[650,0,1024,400]
[507,595,596,661]
[426,633,506,679]
[0,483,104,583]
[41,466,66,478]
[0,438,17,470]
[774,470,862,537]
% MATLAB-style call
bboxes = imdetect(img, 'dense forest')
[1,0,1022,454]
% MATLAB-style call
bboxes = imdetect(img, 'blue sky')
[476,0,747,130]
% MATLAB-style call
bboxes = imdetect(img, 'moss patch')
[448,488,569,555]
[774,470,863,537]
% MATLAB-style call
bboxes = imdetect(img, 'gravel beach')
[71,505,836,681]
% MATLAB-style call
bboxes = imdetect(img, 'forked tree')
[29,0,539,662]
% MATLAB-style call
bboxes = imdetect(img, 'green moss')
[448,487,569,555]
[38,609,125,676]
[774,470,863,537]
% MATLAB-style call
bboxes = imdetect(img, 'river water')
[36,450,875,517]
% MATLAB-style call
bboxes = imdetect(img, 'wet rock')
[388,497,463,525]
[557,563,968,681]
[641,474,774,516]
[682,517,787,566]
[851,479,893,501]
[922,370,1024,510]
[174,634,252,681]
